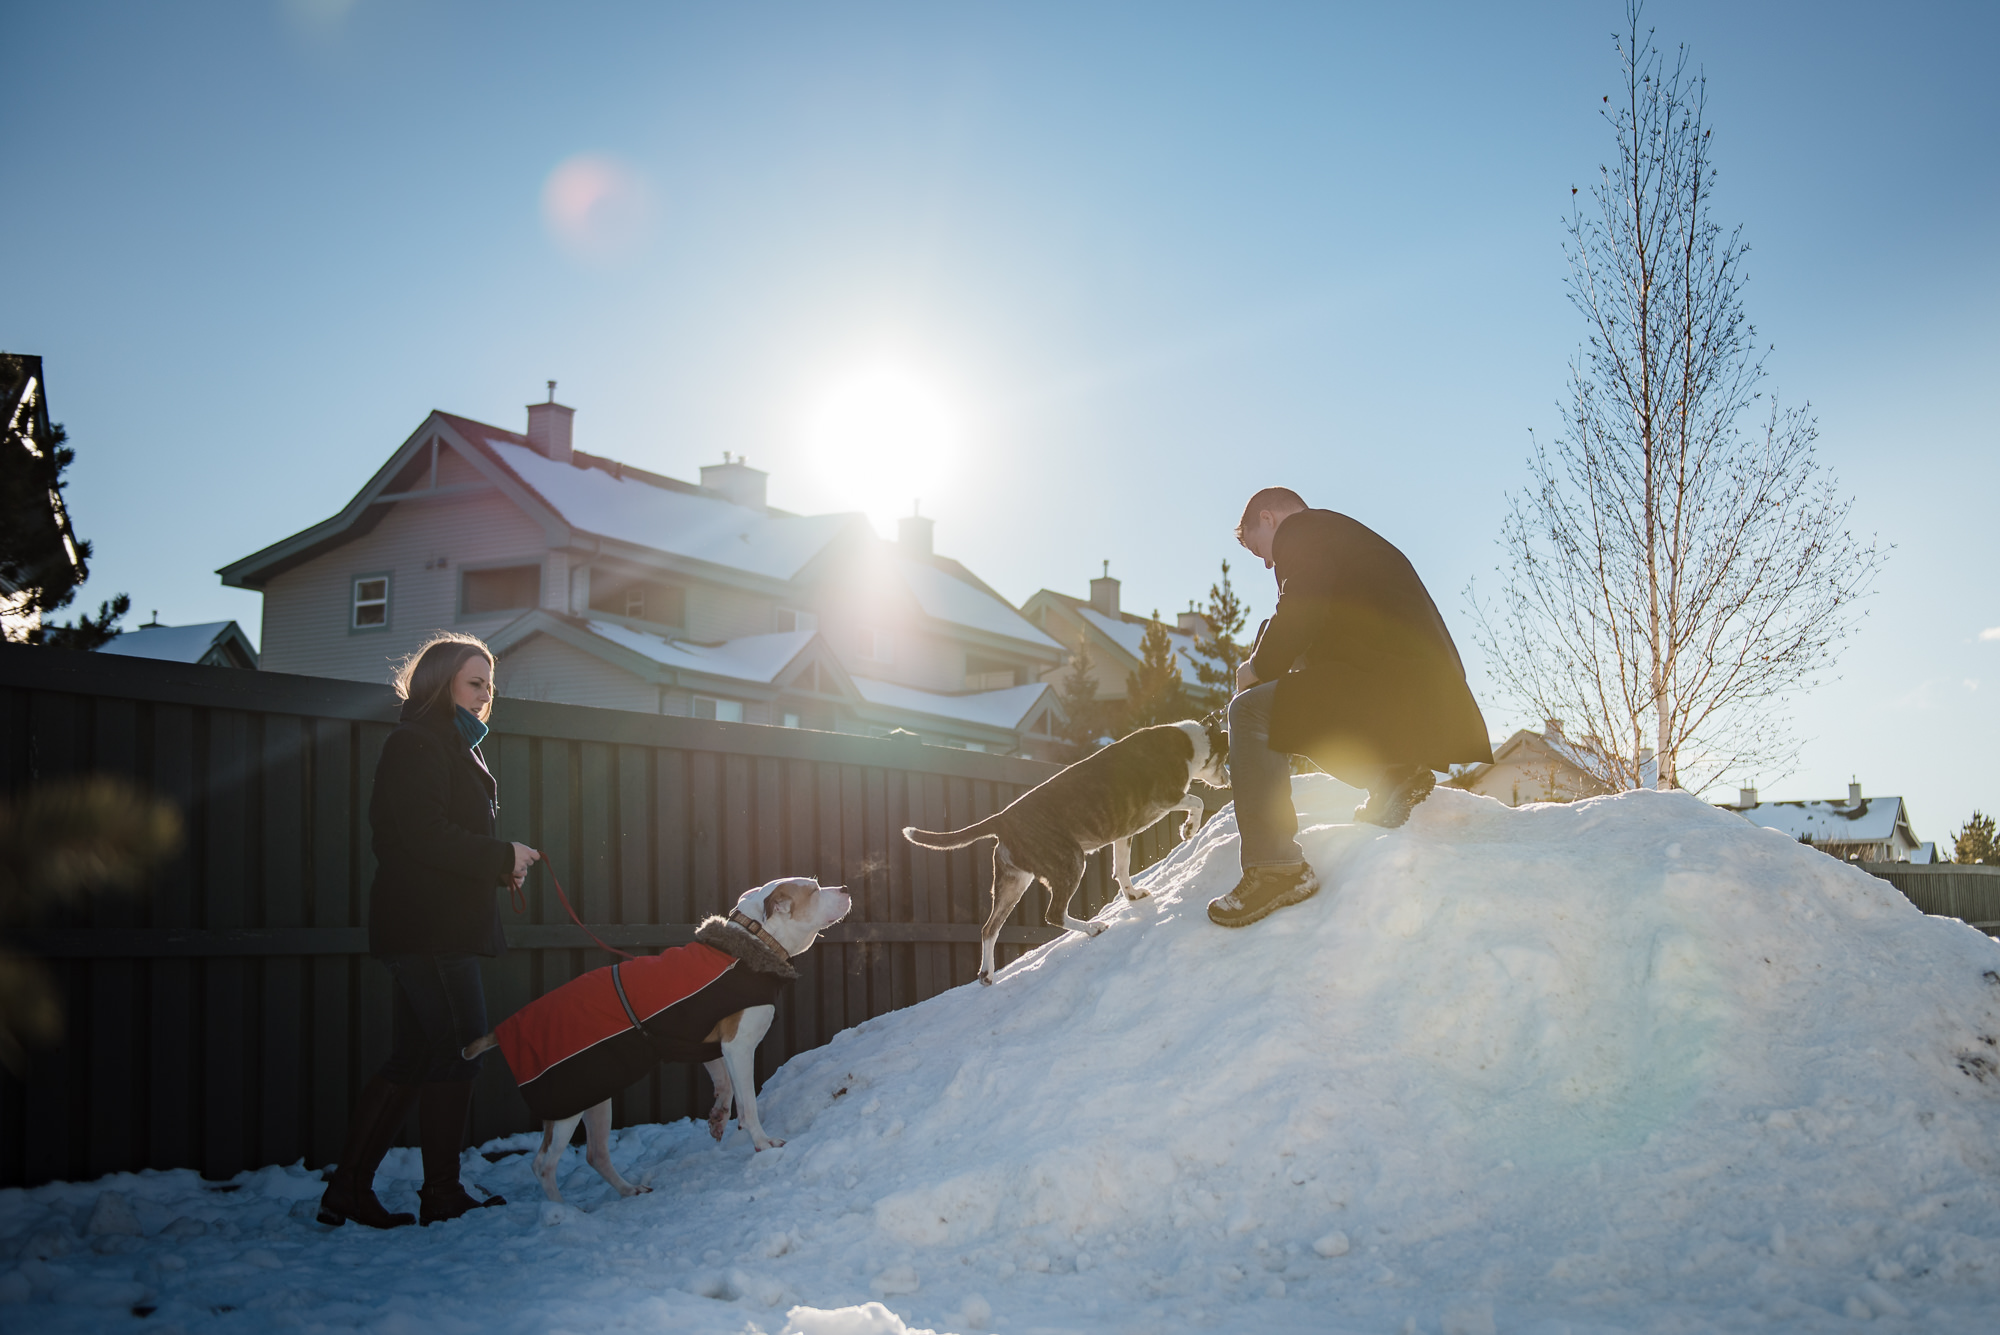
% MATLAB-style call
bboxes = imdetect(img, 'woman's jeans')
[1226,683,1306,871]
[379,953,488,1085]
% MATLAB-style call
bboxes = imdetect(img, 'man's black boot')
[1208,862,1321,928]
[1355,767,1436,829]
[317,1075,419,1228]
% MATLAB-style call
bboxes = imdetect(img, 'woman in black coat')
[317,632,539,1229]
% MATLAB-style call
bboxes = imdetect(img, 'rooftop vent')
[701,452,767,509]
[1177,608,1212,639]
[1090,561,1120,618]
[1848,779,1863,806]
[1739,786,1759,808]
[1544,718,1564,739]
[526,381,574,464]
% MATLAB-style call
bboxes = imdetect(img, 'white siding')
[497,635,657,712]
[258,490,551,682]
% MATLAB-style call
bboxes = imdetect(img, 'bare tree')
[1470,2,1882,794]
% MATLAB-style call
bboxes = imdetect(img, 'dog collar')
[727,909,790,962]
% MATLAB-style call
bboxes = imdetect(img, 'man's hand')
[1235,660,1261,694]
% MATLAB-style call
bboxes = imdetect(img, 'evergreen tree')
[1951,811,1997,865]
[1122,609,1191,731]
[2,359,129,650]
[1055,630,1107,753]
[1190,559,1250,703]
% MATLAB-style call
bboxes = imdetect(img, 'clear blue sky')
[7,2,1995,838]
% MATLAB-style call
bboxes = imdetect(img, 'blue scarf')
[454,705,489,751]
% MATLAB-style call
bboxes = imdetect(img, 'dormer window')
[774,607,818,633]
[588,571,685,628]
[461,564,542,617]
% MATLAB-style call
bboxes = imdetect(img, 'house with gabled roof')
[1720,781,1932,863]
[99,615,259,669]
[1447,718,1657,805]
[219,392,1069,757]
[1020,567,1216,708]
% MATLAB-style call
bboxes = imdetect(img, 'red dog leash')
[512,853,636,961]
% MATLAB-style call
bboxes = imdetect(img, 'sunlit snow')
[5,777,1998,1332]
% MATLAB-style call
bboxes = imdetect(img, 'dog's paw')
[752,1138,786,1153]
[619,1183,653,1198]
[1084,920,1108,937]
[707,1105,730,1141]
[978,972,994,986]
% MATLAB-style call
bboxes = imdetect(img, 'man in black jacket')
[1208,487,1493,927]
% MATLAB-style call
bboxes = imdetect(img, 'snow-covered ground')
[6,777,2000,1333]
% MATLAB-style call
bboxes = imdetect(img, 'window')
[461,565,541,616]
[774,607,818,633]
[867,629,893,663]
[692,696,744,723]
[588,572,685,627]
[352,575,389,629]
[782,712,801,729]
[965,656,1018,691]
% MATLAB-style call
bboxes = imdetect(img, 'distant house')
[218,395,1068,758]
[1020,568,1214,712]
[99,615,259,669]
[1720,781,1932,863]
[1449,719,1656,805]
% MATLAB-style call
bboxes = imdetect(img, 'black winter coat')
[1247,509,1493,782]
[366,704,515,958]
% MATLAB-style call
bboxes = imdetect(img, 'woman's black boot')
[317,1075,419,1228]
[417,1080,506,1225]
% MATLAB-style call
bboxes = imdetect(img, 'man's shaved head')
[1235,487,1307,544]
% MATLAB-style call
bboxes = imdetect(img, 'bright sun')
[804,364,959,528]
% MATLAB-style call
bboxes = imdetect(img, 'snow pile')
[4,777,1999,1333]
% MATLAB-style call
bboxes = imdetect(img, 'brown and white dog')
[903,716,1228,985]
[463,877,850,1203]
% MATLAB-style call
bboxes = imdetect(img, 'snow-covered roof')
[895,558,1060,651]
[580,622,818,685]
[1733,796,1911,846]
[484,438,859,583]
[1075,606,1205,682]
[1488,727,1659,790]
[851,676,1053,732]
[98,621,255,667]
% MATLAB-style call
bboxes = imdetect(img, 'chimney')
[1848,779,1862,806]
[1544,718,1564,739]
[526,381,574,464]
[898,503,933,559]
[1089,560,1120,618]
[700,452,768,509]
[1738,786,1758,808]
[1177,607,1211,639]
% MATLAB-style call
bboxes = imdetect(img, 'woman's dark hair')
[391,632,496,722]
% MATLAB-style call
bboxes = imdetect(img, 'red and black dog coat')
[493,917,794,1122]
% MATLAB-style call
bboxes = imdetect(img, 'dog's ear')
[765,878,817,920]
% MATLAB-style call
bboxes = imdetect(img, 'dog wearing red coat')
[463,877,851,1203]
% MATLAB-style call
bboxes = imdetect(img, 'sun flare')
[803,364,959,528]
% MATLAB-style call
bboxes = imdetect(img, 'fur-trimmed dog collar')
[694,914,798,978]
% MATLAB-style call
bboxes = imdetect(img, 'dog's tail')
[901,815,1003,850]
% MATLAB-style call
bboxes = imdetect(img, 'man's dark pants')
[1226,682,1306,870]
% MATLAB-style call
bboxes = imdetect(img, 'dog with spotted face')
[465,876,850,1203]
[902,714,1228,985]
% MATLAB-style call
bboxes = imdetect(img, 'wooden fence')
[0,646,1187,1189]
[1859,862,2000,936]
